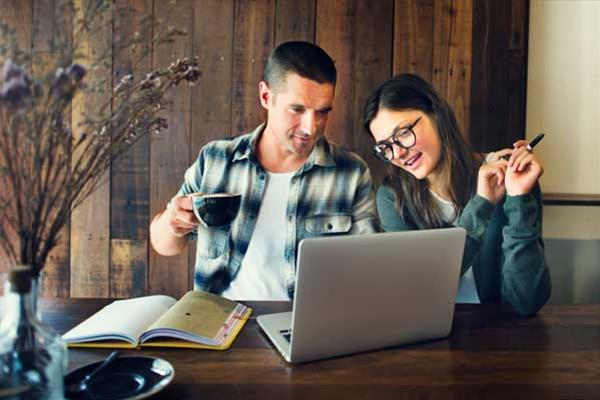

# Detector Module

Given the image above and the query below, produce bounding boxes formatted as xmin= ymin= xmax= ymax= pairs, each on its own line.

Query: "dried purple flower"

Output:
xmin=150 ymin=117 xmax=168 ymax=135
xmin=67 ymin=63 xmax=87 ymax=82
xmin=2 ymin=59 xmax=25 ymax=82
xmin=54 ymin=67 xmax=68 ymax=80
xmin=50 ymin=63 xmax=87 ymax=99
xmin=0 ymin=60 xmax=35 ymax=109
xmin=0 ymin=77 xmax=32 ymax=109
xmin=50 ymin=67 xmax=74 ymax=97
xmin=156 ymin=117 xmax=168 ymax=129
xmin=185 ymin=66 xmax=201 ymax=82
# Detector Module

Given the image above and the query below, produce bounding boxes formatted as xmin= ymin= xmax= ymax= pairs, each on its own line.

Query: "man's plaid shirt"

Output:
xmin=177 ymin=125 xmax=379 ymax=298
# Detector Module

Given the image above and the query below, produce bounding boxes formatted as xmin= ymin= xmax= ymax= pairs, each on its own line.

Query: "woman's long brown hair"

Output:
xmin=363 ymin=74 xmax=479 ymax=229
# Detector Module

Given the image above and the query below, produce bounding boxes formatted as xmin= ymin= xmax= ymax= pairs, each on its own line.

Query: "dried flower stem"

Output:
xmin=0 ymin=0 xmax=200 ymax=275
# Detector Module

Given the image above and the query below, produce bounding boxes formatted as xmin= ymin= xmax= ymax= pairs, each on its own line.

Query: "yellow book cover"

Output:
xmin=62 ymin=291 xmax=252 ymax=350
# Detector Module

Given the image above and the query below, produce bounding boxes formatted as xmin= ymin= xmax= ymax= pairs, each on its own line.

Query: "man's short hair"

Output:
xmin=264 ymin=41 xmax=336 ymax=92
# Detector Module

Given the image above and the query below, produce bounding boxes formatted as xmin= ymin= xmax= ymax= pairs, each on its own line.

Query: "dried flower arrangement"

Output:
xmin=0 ymin=0 xmax=200 ymax=276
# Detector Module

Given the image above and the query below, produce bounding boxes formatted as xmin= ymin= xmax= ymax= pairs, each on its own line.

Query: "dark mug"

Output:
xmin=191 ymin=193 xmax=241 ymax=227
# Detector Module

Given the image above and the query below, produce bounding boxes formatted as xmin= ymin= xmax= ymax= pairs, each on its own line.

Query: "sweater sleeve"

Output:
xmin=456 ymin=195 xmax=496 ymax=274
xmin=500 ymin=187 xmax=551 ymax=316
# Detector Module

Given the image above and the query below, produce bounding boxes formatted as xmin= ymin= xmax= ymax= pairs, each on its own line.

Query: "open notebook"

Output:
xmin=62 ymin=290 xmax=252 ymax=350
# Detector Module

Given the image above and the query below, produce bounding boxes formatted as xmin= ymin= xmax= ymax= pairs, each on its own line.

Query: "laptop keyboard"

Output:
xmin=279 ymin=329 xmax=292 ymax=343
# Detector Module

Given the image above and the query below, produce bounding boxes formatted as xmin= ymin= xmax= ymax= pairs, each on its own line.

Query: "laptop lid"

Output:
xmin=283 ymin=227 xmax=466 ymax=363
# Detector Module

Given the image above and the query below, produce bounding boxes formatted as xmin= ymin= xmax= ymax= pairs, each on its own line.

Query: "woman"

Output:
xmin=363 ymin=74 xmax=550 ymax=316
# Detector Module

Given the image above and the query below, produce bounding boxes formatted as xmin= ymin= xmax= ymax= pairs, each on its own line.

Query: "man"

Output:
xmin=150 ymin=41 xmax=378 ymax=300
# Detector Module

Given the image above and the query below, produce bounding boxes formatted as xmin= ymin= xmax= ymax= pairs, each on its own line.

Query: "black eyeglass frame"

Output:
xmin=372 ymin=116 xmax=422 ymax=163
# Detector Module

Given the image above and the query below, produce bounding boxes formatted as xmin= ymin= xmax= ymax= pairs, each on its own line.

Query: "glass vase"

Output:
xmin=0 ymin=266 xmax=68 ymax=399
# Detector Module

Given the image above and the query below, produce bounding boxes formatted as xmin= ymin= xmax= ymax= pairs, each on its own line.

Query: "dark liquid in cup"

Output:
xmin=193 ymin=193 xmax=241 ymax=227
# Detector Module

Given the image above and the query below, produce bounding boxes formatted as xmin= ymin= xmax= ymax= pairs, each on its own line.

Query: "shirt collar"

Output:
xmin=232 ymin=124 xmax=264 ymax=163
xmin=304 ymin=137 xmax=335 ymax=170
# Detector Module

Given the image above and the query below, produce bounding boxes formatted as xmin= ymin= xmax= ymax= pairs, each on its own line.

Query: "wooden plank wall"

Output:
xmin=111 ymin=0 xmax=152 ymax=298
xmin=0 ymin=0 xmax=529 ymax=298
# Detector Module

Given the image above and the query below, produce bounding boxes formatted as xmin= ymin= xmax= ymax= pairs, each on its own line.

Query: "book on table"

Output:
xmin=62 ymin=290 xmax=252 ymax=350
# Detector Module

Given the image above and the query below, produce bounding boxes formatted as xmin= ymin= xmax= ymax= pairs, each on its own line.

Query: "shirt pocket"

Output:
xmin=195 ymin=225 xmax=230 ymax=259
xmin=305 ymin=214 xmax=352 ymax=235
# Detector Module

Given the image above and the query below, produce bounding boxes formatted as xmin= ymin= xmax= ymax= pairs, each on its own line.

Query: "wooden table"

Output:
xmin=42 ymin=299 xmax=599 ymax=399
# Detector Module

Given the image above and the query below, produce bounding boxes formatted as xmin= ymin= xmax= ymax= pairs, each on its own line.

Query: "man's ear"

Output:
xmin=258 ymin=81 xmax=271 ymax=109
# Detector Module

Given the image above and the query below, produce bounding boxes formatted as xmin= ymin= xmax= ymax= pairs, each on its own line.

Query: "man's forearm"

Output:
xmin=150 ymin=211 xmax=189 ymax=256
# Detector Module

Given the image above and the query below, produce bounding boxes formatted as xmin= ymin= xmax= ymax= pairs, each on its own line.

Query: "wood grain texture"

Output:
xmin=0 ymin=0 xmax=33 ymax=277
xmin=0 ymin=2 xmax=8 ymax=282
xmin=316 ymin=0 xmax=393 ymax=183
xmin=506 ymin=0 xmax=529 ymax=148
xmin=0 ymin=0 xmax=33 ymax=291
xmin=433 ymin=0 xmax=472 ymax=141
xmin=149 ymin=0 xmax=193 ymax=298
xmin=0 ymin=0 xmax=33 ymax=62
xmin=274 ymin=0 xmax=315 ymax=45
xmin=470 ymin=0 xmax=526 ymax=151
xmin=31 ymin=0 xmax=73 ymax=298
xmin=231 ymin=0 xmax=275 ymax=134
xmin=32 ymin=0 xmax=54 ymax=53
xmin=316 ymin=0 xmax=356 ymax=146
xmin=189 ymin=0 xmax=235 ymax=287
xmin=110 ymin=0 xmax=152 ymax=298
xmin=32 ymin=52 xmax=71 ymax=298
xmin=191 ymin=0 xmax=234 ymax=148
xmin=43 ymin=301 xmax=600 ymax=400
xmin=70 ymin=0 xmax=112 ymax=298
xmin=109 ymin=238 xmax=146 ymax=298
xmin=394 ymin=0 xmax=435 ymax=81
xmin=352 ymin=0 xmax=393 ymax=186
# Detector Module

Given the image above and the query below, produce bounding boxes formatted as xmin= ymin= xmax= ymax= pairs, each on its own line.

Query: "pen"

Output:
xmin=500 ymin=133 xmax=545 ymax=160
xmin=526 ymin=133 xmax=545 ymax=150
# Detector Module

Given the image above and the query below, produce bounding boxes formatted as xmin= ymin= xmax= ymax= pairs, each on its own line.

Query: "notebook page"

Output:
xmin=62 ymin=295 xmax=177 ymax=344
xmin=141 ymin=291 xmax=241 ymax=343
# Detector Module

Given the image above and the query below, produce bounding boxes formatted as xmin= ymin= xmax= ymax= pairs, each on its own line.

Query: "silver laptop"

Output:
xmin=257 ymin=227 xmax=466 ymax=363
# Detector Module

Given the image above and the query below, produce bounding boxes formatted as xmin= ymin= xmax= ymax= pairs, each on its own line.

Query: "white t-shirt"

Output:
xmin=430 ymin=190 xmax=481 ymax=304
xmin=221 ymin=171 xmax=293 ymax=301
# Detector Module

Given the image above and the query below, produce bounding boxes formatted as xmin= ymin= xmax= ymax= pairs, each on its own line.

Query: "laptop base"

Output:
xmin=257 ymin=312 xmax=292 ymax=362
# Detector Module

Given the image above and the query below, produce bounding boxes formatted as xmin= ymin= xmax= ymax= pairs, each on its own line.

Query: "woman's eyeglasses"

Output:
xmin=372 ymin=116 xmax=421 ymax=162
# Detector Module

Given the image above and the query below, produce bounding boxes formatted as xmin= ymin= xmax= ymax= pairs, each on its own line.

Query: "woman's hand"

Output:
xmin=477 ymin=159 xmax=508 ymax=204
xmin=486 ymin=148 xmax=513 ymax=163
xmin=505 ymin=140 xmax=544 ymax=196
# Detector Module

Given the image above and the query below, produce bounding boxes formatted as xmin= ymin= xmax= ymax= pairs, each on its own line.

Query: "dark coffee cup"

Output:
xmin=191 ymin=193 xmax=241 ymax=227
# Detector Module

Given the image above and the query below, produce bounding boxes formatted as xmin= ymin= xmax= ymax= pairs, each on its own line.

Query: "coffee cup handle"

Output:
xmin=189 ymin=193 xmax=209 ymax=228
xmin=191 ymin=204 xmax=209 ymax=229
